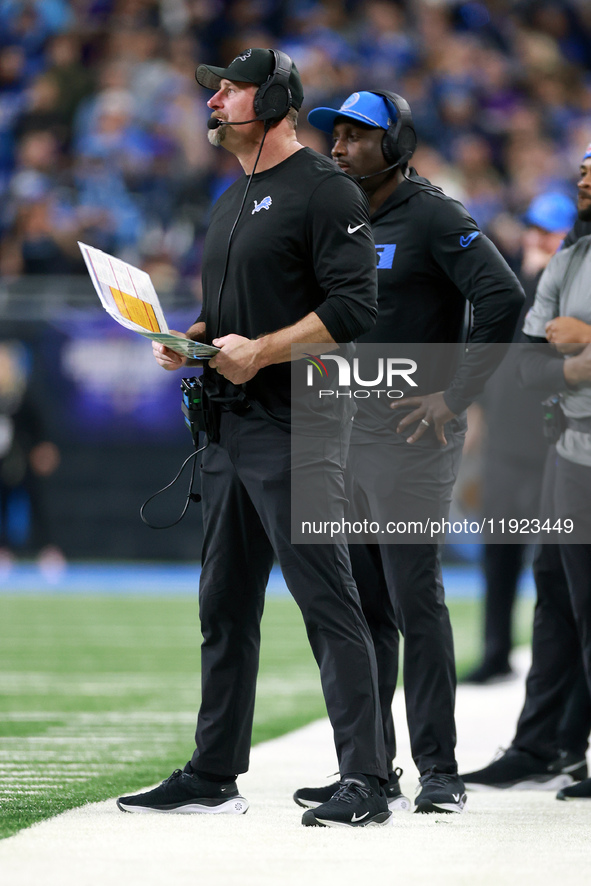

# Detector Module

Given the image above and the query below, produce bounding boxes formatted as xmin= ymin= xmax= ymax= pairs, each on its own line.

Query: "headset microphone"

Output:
xmin=207 ymin=109 xmax=277 ymax=129
xmin=355 ymin=162 xmax=400 ymax=181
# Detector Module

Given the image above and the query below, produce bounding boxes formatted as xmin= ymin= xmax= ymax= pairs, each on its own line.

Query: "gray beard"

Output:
xmin=207 ymin=126 xmax=226 ymax=147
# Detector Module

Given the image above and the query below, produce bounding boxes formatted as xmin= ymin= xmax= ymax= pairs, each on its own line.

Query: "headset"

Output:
xmin=142 ymin=49 xmax=298 ymax=528
xmin=207 ymin=50 xmax=295 ymax=131
xmin=369 ymin=91 xmax=470 ymax=339
xmin=253 ymin=49 xmax=293 ymax=125
xmin=370 ymin=89 xmax=417 ymax=168
xmin=365 ymin=89 xmax=445 ymax=200
xmin=370 ymin=90 xmax=470 ymax=338
xmin=212 ymin=50 xmax=295 ymax=337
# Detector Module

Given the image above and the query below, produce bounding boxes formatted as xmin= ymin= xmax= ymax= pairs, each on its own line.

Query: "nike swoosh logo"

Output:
xmin=348 ymin=223 xmax=366 ymax=234
xmin=351 ymin=811 xmax=369 ymax=822
xmin=460 ymin=232 xmax=479 ymax=247
xmin=561 ymin=761 xmax=585 ymax=773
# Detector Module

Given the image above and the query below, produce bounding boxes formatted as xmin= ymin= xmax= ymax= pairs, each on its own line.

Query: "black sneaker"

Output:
xmin=294 ymin=768 xmax=410 ymax=812
xmin=557 ymin=776 xmax=591 ymax=800
xmin=460 ymin=747 xmax=587 ymax=792
xmin=548 ymin=749 xmax=588 ymax=782
xmin=461 ymin=661 xmax=515 ymax=685
xmin=301 ymin=775 xmax=392 ymax=828
xmin=384 ymin=768 xmax=412 ymax=811
xmin=117 ymin=766 xmax=249 ymax=814
xmin=414 ymin=771 xmax=467 ymax=814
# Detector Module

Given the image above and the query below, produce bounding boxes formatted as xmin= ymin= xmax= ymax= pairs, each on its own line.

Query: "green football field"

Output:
xmin=0 ymin=592 xmax=534 ymax=840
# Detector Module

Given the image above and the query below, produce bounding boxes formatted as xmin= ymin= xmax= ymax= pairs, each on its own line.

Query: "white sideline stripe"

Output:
xmin=0 ymin=765 xmax=103 ymax=771
xmin=2 ymin=712 xmax=198 ymax=722
xmin=0 ymin=648 xmax=589 ymax=886
xmin=0 ymin=674 xmax=318 ymax=693
xmin=0 ymin=776 xmax=89 ymax=783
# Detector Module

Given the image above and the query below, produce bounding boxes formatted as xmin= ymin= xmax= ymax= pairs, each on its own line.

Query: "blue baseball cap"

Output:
xmin=308 ymin=91 xmax=394 ymax=133
xmin=523 ymin=192 xmax=577 ymax=233
xmin=583 ymin=142 xmax=591 ymax=161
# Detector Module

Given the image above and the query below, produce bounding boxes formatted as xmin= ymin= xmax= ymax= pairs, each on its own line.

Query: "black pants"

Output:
xmin=346 ymin=424 xmax=464 ymax=775
xmin=513 ymin=450 xmax=591 ymax=760
xmin=190 ymin=410 xmax=387 ymax=780
xmin=481 ymin=543 xmax=528 ymax=669
xmin=479 ymin=449 xmax=544 ymax=670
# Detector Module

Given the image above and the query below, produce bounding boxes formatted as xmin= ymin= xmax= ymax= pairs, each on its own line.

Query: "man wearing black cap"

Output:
xmin=117 ymin=50 xmax=392 ymax=829
xmin=295 ymin=91 xmax=523 ymax=814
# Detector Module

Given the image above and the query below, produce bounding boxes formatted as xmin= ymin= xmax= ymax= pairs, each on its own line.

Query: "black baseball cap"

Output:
xmin=195 ymin=47 xmax=304 ymax=111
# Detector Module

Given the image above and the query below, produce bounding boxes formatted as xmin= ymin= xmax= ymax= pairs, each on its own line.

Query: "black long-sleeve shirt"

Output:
xmin=357 ymin=170 xmax=524 ymax=416
xmin=198 ymin=147 xmax=378 ymax=419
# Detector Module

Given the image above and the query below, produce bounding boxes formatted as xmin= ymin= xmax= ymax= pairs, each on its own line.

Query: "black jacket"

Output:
xmin=358 ymin=170 xmax=524 ymax=414
xmin=199 ymin=147 xmax=378 ymax=420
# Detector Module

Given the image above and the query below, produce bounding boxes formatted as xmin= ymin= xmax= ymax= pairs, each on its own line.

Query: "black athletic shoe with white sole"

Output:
xmin=414 ymin=771 xmax=467 ymax=814
xmin=301 ymin=776 xmax=392 ymax=828
xmin=117 ymin=766 xmax=248 ymax=814
xmin=557 ymin=776 xmax=591 ymax=800
xmin=294 ymin=768 xmax=411 ymax=812
xmin=383 ymin=768 xmax=412 ymax=811
xmin=460 ymin=747 xmax=587 ymax=791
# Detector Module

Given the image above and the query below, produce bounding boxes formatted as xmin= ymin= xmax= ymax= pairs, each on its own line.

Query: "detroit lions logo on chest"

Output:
xmin=252 ymin=196 xmax=272 ymax=214
xmin=375 ymin=244 xmax=396 ymax=269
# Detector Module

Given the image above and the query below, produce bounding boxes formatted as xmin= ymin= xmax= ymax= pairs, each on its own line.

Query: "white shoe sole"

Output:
xmin=293 ymin=798 xmax=326 ymax=809
xmin=303 ymin=812 xmax=393 ymax=828
xmin=414 ymin=798 xmax=466 ymax=814
xmin=117 ymin=797 xmax=249 ymax=814
xmin=465 ymin=775 xmax=574 ymax=792
xmin=389 ymin=794 xmax=411 ymax=812
xmin=296 ymin=793 xmax=411 ymax=812
xmin=415 ymin=801 xmax=466 ymax=814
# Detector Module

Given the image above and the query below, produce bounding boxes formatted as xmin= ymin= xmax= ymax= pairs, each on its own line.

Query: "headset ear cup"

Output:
xmin=373 ymin=89 xmax=417 ymax=167
xmin=382 ymin=130 xmax=396 ymax=165
xmin=396 ymin=124 xmax=417 ymax=166
xmin=255 ymin=82 xmax=291 ymax=123
xmin=382 ymin=122 xmax=416 ymax=166
xmin=253 ymin=50 xmax=294 ymax=124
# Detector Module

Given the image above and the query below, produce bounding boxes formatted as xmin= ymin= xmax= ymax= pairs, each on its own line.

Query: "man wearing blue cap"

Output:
xmin=525 ymin=192 xmax=578 ymax=235
xmin=462 ymin=147 xmax=591 ymax=798
xmin=296 ymin=91 xmax=524 ymax=815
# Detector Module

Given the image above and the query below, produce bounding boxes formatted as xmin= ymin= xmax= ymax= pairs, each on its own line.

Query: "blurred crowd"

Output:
xmin=2 ymin=0 xmax=591 ymax=297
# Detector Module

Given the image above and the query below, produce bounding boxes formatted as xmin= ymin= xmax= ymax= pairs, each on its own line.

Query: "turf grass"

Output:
xmin=0 ymin=591 xmax=533 ymax=839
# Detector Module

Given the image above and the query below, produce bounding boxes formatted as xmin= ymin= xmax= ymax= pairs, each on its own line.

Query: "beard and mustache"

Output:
xmin=207 ymin=124 xmax=226 ymax=147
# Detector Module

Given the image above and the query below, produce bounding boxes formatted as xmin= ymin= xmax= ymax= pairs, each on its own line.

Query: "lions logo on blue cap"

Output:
xmin=342 ymin=93 xmax=360 ymax=110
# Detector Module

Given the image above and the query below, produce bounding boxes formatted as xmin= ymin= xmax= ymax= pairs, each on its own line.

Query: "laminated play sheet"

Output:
xmin=78 ymin=241 xmax=218 ymax=359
